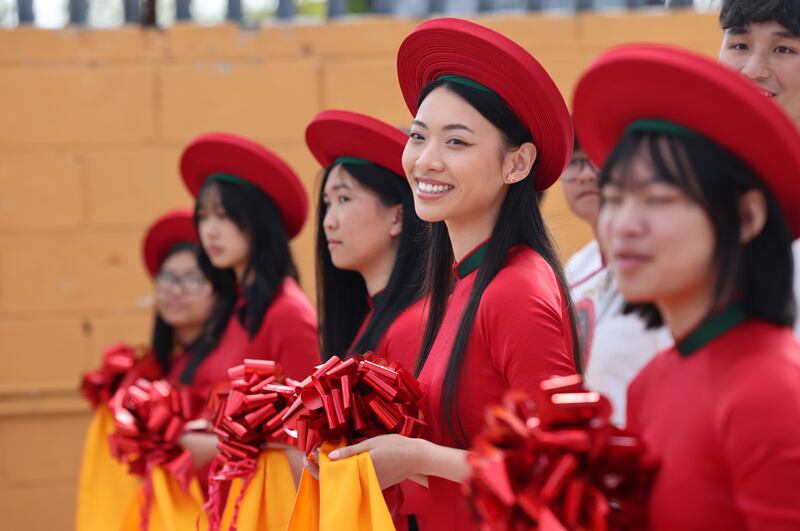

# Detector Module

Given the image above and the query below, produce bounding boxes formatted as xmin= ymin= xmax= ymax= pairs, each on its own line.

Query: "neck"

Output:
xmin=359 ymin=244 xmax=399 ymax=297
xmin=174 ymin=324 xmax=202 ymax=349
xmin=446 ymin=207 xmax=502 ymax=262
xmin=235 ymin=264 xmax=253 ymax=287
xmin=656 ymin=282 xmax=719 ymax=339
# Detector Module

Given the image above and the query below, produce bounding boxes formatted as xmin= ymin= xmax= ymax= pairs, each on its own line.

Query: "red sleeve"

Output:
xmin=247 ymin=284 xmax=321 ymax=381
xmin=717 ymin=352 xmax=800 ymax=529
xmin=479 ymin=256 xmax=577 ymax=391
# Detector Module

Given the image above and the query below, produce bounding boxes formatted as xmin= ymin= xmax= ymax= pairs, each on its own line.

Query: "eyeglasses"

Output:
xmin=561 ymin=156 xmax=599 ymax=183
xmin=154 ymin=272 xmax=209 ymax=295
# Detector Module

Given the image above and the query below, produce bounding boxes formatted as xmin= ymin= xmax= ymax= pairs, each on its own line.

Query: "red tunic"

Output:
xmin=171 ymin=277 xmax=320 ymax=399
xmin=627 ymin=309 xmax=800 ymax=531
xmin=406 ymin=243 xmax=577 ymax=531
xmin=349 ymin=295 xmax=427 ymax=531
xmin=351 ymin=295 xmax=427 ymax=371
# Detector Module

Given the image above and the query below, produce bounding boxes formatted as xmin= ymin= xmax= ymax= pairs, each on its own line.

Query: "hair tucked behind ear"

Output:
xmin=413 ymin=80 xmax=582 ymax=447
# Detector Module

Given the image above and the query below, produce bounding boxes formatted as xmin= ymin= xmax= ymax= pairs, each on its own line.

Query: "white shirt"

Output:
xmin=566 ymin=240 xmax=673 ymax=427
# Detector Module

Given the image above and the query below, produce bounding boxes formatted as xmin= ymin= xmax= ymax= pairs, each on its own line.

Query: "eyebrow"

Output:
xmin=323 ymin=183 xmax=351 ymax=196
xmin=410 ymin=120 xmax=475 ymax=134
xmin=775 ymin=30 xmax=800 ymax=38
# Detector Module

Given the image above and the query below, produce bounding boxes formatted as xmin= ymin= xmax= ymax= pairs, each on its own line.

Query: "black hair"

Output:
xmin=720 ymin=0 xmax=800 ymax=35
xmin=150 ymin=243 xmax=214 ymax=378
xmin=316 ymin=162 xmax=428 ymax=360
xmin=192 ymin=179 xmax=299 ymax=381
xmin=412 ymin=79 xmax=582 ymax=446
xmin=599 ymin=131 xmax=795 ymax=329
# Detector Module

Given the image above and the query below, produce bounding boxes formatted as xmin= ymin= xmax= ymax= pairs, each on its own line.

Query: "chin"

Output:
xmin=413 ymin=203 xmax=448 ymax=223
xmin=209 ymin=257 xmax=235 ymax=269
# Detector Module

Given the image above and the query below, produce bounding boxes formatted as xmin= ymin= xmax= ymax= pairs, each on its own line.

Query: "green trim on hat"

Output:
xmin=334 ymin=156 xmax=372 ymax=166
xmin=437 ymin=75 xmax=494 ymax=94
xmin=204 ymin=172 xmax=254 ymax=188
xmin=626 ymin=119 xmax=700 ymax=138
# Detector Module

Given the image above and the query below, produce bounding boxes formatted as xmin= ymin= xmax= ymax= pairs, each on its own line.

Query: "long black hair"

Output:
xmin=150 ymin=243 xmax=213 ymax=378
xmin=190 ymin=179 xmax=299 ymax=380
xmin=599 ymin=130 xmax=795 ymax=329
xmin=316 ymin=162 xmax=427 ymax=360
xmin=412 ymin=79 xmax=582 ymax=446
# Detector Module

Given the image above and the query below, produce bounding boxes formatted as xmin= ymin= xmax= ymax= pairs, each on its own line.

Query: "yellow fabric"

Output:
xmin=288 ymin=441 xmax=395 ymax=531
xmin=220 ymin=449 xmax=296 ymax=531
xmin=76 ymin=405 xmax=140 ymax=531
xmin=120 ymin=465 xmax=207 ymax=531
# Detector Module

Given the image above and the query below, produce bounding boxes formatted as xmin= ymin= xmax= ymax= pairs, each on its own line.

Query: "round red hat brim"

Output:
xmin=142 ymin=209 xmax=198 ymax=277
xmin=397 ymin=17 xmax=573 ymax=191
xmin=306 ymin=110 xmax=408 ymax=179
xmin=180 ymin=133 xmax=308 ymax=239
xmin=573 ymin=43 xmax=800 ymax=238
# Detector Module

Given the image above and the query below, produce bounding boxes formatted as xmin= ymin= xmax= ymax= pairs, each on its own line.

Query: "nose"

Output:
xmin=606 ymin=197 xmax=647 ymax=239
xmin=323 ymin=204 xmax=337 ymax=233
xmin=740 ymin=53 xmax=770 ymax=81
xmin=199 ymin=217 xmax=218 ymax=242
xmin=576 ymin=163 xmax=598 ymax=185
xmin=409 ymin=139 xmax=445 ymax=175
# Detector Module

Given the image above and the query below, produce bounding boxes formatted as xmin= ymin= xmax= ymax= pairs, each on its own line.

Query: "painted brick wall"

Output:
xmin=0 ymin=11 xmax=721 ymax=529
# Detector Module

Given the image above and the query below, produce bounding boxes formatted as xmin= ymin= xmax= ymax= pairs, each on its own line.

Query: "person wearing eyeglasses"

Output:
xmin=76 ymin=209 xmax=215 ymax=531
xmin=562 ymin=133 xmax=672 ymax=427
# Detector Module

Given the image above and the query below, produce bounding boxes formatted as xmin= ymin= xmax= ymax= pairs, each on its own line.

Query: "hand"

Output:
xmin=179 ymin=431 xmax=218 ymax=469
xmin=302 ymin=447 xmax=321 ymax=481
xmin=327 ymin=434 xmax=424 ymax=489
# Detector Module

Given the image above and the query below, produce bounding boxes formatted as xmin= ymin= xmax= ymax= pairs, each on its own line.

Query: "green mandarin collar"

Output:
xmin=453 ymin=240 xmax=490 ymax=280
xmin=368 ymin=289 xmax=386 ymax=310
xmin=676 ymin=303 xmax=747 ymax=357
xmin=205 ymin=172 xmax=253 ymax=188
xmin=334 ymin=156 xmax=372 ymax=166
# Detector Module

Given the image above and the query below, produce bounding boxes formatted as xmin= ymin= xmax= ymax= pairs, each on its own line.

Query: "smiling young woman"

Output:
xmin=325 ymin=19 xmax=581 ymax=531
xmin=574 ymin=43 xmax=800 ymax=530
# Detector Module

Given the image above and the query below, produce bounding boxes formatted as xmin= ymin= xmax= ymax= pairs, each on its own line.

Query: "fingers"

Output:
xmin=328 ymin=440 xmax=369 ymax=460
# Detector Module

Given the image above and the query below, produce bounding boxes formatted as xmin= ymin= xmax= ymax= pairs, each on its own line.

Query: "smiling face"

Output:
xmin=401 ymin=86 xmax=515 ymax=228
xmin=598 ymin=144 xmax=716 ymax=309
xmin=196 ymin=183 xmax=251 ymax=273
xmin=321 ymin=164 xmax=401 ymax=275
xmin=719 ymin=21 xmax=800 ymax=127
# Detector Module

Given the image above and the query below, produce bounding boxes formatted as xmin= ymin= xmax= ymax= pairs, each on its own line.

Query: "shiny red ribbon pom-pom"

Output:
xmin=465 ymin=375 xmax=657 ymax=531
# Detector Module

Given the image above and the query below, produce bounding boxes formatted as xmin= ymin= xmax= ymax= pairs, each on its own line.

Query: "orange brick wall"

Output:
xmin=0 ymin=11 xmax=722 ymax=529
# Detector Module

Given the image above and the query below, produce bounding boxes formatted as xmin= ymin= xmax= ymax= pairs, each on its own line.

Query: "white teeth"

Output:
xmin=417 ymin=181 xmax=453 ymax=194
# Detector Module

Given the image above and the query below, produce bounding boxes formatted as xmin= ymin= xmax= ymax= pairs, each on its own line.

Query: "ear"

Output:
xmin=502 ymin=142 xmax=538 ymax=184
xmin=388 ymin=204 xmax=403 ymax=237
xmin=738 ymin=189 xmax=767 ymax=244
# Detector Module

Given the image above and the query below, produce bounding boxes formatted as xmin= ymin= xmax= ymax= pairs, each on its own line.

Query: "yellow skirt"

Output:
xmin=76 ymin=405 xmax=140 ymax=531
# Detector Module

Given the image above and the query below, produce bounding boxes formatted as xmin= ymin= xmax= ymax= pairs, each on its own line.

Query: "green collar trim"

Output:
xmin=676 ymin=303 xmax=747 ymax=357
xmin=626 ymin=119 xmax=700 ymax=138
xmin=334 ymin=156 xmax=372 ymax=166
xmin=438 ymin=75 xmax=493 ymax=94
xmin=454 ymin=240 xmax=490 ymax=280
xmin=205 ymin=172 xmax=253 ymax=188
xmin=368 ymin=289 xmax=386 ymax=310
